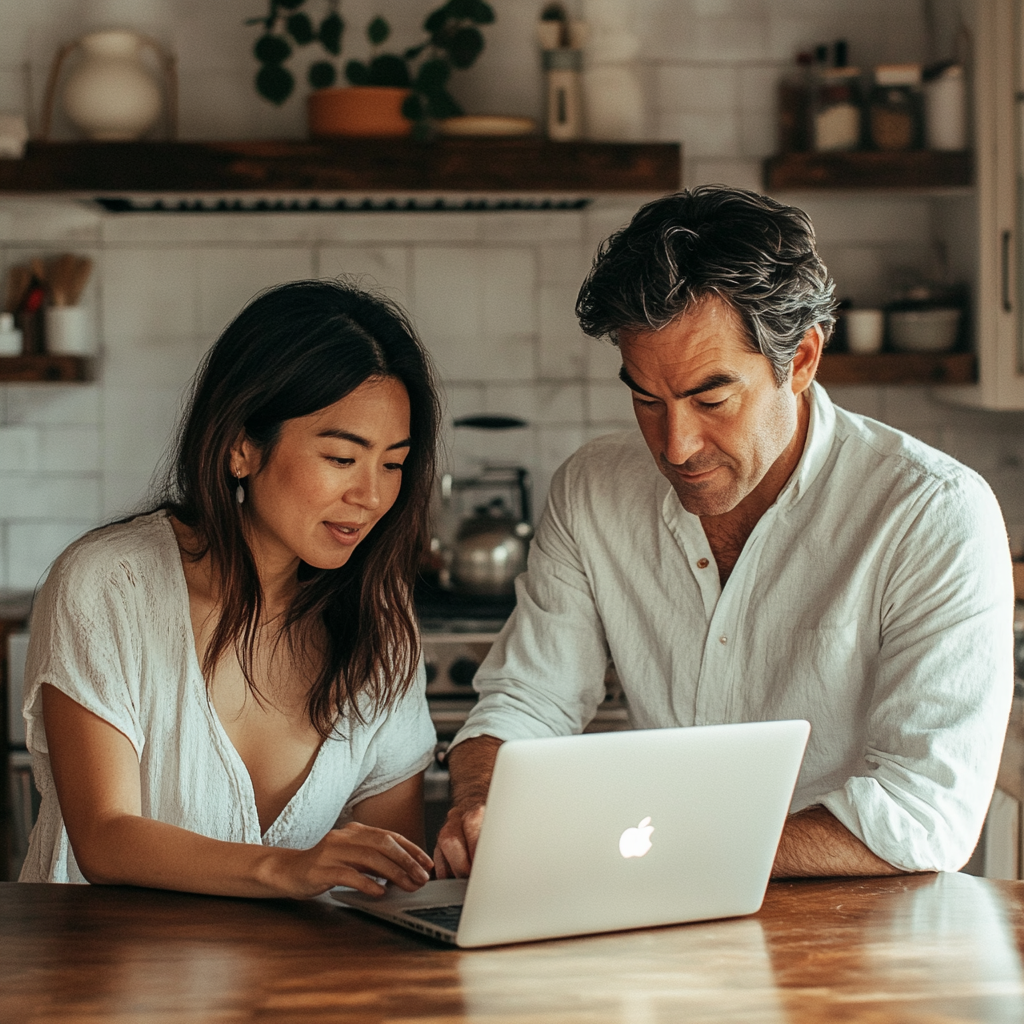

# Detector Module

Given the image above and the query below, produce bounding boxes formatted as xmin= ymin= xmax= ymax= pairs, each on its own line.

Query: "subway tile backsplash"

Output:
xmin=3 ymin=202 xmax=1024 ymax=592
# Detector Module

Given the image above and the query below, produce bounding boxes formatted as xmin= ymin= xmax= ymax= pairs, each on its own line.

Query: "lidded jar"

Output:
xmin=62 ymin=30 xmax=163 ymax=140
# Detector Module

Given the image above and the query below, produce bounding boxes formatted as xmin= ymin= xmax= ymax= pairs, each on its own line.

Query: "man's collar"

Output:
xmin=774 ymin=380 xmax=836 ymax=509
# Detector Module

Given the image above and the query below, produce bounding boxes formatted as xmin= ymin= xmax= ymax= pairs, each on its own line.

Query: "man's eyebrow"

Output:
xmin=618 ymin=365 xmax=741 ymax=399
xmin=317 ymin=429 xmax=412 ymax=451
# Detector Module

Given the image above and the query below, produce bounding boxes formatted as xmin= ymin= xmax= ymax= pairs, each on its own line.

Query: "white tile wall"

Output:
xmin=0 ymin=0 xmax=1020 ymax=587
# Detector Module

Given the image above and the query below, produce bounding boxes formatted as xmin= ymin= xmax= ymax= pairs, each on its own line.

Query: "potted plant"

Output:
xmin=251 ymin=0 xmax=495 ymax=139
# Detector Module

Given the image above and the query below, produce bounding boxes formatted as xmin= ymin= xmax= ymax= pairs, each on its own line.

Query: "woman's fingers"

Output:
xmin=321 ymin=825 xmax=432 ymax=892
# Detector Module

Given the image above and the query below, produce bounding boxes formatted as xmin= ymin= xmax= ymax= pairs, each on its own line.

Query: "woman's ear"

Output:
xmin=229 ymin=431 xmax=259 ymax=478
xmin=790 ymin=323 xmax=825 ymax=396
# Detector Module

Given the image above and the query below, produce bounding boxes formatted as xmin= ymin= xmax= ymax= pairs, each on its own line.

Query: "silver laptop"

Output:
xmin=332 ymin=719 xmax=809 ymax=948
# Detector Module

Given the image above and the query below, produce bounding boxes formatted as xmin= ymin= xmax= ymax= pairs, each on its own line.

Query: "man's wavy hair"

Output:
xmin=576 ymin=185 xmax=838 ymax=384
xmin=161 ymin=279 xmax=440 ymax=738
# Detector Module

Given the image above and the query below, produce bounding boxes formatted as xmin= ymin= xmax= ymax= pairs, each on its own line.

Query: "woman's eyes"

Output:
xmin=325 ymin=455 xmax=405 ymax=471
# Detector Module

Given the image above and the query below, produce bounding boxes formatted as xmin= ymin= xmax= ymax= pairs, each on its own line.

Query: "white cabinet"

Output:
xmin=945 ymin=0 xmax=1024 ymax=408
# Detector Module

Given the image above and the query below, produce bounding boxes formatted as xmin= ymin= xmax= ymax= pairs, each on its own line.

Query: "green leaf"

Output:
xmin=254 ymin=34 xmax=291 ymax=65
xmin=423 ymin=9 xmax=447 ymax=33
xmin=368 ymin=53 xmax=410 ymax=86
xmin=308 ymin=61 xmax=336 ymax=88
xmin=285 ymin=12 xmax=314 ymax=44
xmin=415 ymin=58 xmax=450 ymax=92
xmin=424 ymin=87 xmax=462 ymax=118
xmin=256 ymin=63 xmax=294 ymax=104
xmin=276 ymin=0 xmax=305 ymax=8
xmin=470 ymin=0 xmax=495 ymax=24
xmin=367 ymin=15 xmax=391 ymax=46
xmin=345 ymin=59 xmax=370 ymax=85
xmin=446 ymin=0 xmax=477 ymax=18
xmin=448 ymin=26 xmax=484 ymax=68
xmin=404 ymin=44 xmax=427 ymax=60
xmin=319 ymin=12 xmax=343 ymax=54
xmin=401 ymin=93 xmax=424 ymax=121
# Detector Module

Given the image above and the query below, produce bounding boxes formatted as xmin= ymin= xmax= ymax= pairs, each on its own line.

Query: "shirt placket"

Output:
xmin=692 ymin=510 xmax=774 ymax=726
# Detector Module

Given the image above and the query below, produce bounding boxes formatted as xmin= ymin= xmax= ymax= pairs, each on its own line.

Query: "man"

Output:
xmin=435 ymin=185 xmax=1014 ymax=880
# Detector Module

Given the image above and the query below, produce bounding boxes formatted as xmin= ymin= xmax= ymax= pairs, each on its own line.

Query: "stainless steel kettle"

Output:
xmin=446 ymin=466 xmax=533 ymax=596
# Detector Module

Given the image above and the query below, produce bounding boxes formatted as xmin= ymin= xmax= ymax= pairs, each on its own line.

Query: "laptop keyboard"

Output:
xmin=405 ymin=904 xmax=463 ymax=932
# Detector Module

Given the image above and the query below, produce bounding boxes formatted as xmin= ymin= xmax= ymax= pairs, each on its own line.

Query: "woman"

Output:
xmin=20 ymin=280 xmax=440 ymax=899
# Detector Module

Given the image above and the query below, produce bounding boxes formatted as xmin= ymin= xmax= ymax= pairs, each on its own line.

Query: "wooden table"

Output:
xmin=3 ymin=873 xmax=1024 ymax=1022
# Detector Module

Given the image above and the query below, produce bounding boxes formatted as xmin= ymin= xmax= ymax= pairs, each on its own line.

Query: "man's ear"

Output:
xmin=229 ymin=430 xmax=259 ymax=479
xmin=790 ymin=324 xmax=825 ymax=396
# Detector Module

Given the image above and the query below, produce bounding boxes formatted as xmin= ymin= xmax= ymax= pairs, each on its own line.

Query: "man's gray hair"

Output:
xmin=576 ymin=185 xmax=838 ymax=384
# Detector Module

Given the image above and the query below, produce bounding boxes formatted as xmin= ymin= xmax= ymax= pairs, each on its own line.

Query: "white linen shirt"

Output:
xmin=453 ymin=383 xmax=1015 ymax=872
xmin=20 ymin=511 xmax=436 ymax=884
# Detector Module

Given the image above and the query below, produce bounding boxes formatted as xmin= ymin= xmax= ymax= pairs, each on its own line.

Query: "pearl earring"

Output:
xmin=235 ymin=474 xmax=245 ymax=505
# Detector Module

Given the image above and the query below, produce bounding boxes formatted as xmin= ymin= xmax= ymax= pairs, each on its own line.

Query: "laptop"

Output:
xmin=332 ymin=719 xmax=810 ymax=948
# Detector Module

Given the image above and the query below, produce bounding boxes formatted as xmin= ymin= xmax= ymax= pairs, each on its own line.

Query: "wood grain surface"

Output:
xmin=0 ymin=140 xmax=681 ymax=195
xmin=2 ymin=872 xmax=1023 ymax=1022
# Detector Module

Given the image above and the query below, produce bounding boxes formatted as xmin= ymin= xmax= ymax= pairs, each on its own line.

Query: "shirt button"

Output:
xmin=719 ymin=636 xmax=728 ymax=645
xmin=697 ymin=558 xmax=709 ymax=569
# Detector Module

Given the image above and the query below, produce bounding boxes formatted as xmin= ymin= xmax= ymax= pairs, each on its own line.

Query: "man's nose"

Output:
xmin=664 ymin=404 xmax=703 ymax=466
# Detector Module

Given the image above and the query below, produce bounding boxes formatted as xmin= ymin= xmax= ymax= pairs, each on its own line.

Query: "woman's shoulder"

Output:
xmin=47 ymin=510 xmax=179 ymax=599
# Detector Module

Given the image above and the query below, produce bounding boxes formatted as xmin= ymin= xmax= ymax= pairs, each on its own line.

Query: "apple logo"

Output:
xmin=618 ymin=816 xmax=655 ymax=859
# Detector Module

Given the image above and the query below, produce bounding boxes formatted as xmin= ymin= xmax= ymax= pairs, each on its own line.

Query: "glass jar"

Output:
xmin=813 ymin=67 xmax=863 ymax=151
xmin=869 ymin=64 xmax=923 ymax=151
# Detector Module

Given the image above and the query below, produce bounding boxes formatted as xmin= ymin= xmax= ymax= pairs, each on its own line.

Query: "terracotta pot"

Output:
xmin=307 ymin=87 xmax=412 ymax=138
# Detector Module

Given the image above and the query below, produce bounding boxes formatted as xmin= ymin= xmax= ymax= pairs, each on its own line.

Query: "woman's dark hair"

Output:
xmin=576 ymin=185 xmax=838 ymax=384
xmin=162 ymin=279 xmax=440 ymax=736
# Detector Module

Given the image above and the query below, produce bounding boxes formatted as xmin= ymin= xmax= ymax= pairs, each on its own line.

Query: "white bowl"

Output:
xmin=888 ymin=307 xmax=961 ymax=352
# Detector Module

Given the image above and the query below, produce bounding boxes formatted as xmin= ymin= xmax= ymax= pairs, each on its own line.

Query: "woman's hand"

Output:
xmin=277 ymin=822 xmax=433 ymax=898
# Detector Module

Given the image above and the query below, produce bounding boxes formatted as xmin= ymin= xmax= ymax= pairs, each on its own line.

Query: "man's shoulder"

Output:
xmin=829 ymin=402 xmax=995 ymax=510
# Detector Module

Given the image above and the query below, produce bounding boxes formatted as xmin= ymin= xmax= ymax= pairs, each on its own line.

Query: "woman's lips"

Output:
xmin=324 ymin=521 xmax=364 ymax=546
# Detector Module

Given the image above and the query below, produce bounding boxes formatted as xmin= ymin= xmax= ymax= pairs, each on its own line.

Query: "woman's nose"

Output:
xmin=345 ymin=466 xmax=382 ymax=510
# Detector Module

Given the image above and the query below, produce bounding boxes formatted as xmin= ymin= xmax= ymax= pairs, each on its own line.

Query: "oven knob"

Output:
xmin=448 ymin=657 xmax=479 ymax=687
xmin=424 ymin=659 xmax=438 ymax=685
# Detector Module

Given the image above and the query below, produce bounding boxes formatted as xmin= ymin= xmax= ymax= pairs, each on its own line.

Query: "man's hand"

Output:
xmin=772 ymin=804 xmax=906 ymax=879
xmin=434 ymin=735 xmax=502 ymax=879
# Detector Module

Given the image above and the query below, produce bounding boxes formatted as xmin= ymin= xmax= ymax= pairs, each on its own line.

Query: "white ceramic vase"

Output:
xmin=62 ymin=30 xmax=162 ymax=140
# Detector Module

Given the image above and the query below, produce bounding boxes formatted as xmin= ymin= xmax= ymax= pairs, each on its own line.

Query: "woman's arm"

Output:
xmin=350 ymin=771 xmax=427 ymax=848
xmin=42 ymin=684 xmax=432 ymax=898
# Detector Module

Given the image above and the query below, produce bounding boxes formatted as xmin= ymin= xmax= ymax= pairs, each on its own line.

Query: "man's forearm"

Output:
xmin=772 ymin=805 xmax=906 ymax=879
xmin=445 ymin=735 xmax=503 ymax=808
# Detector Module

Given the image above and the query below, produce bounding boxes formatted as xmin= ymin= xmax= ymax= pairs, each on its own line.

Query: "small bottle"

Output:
xmin=777 ymin=52 xmax=813 ymax=152
xmin=543 ymin=48 xmax=583 ymax=141
xmin=0 ymin=311 xmax=24 ymax=355
xmin=869 ymin=64 xmax=923 ymax=151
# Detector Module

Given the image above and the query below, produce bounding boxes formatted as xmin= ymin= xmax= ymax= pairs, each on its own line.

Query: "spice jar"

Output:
xmin=813 ymin=67 xmax=863 ymax=151
xmin=869 ymin=64 xmax=923 ymax=151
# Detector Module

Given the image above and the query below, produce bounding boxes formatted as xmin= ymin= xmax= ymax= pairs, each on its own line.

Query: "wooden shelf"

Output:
xmin=0 ymin=139 xmax=681 ymax=195
xmin=817 ymin=351 xmax=976 ymax=385
xmin=0 ymin=355 xmax=92 ymax=382
xmin=764 ymin=150 xmax=973 ymax=191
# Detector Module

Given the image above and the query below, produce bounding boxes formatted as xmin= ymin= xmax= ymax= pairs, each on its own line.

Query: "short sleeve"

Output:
xmin=344 ymin=658 xmax=436 ymax=807
xmin=23 ymin=539 xmax=145 ymax=759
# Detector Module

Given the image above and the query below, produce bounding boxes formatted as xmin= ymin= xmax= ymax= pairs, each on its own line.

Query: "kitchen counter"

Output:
xmin=3 ymin=873 xmax=1023 ymax=1022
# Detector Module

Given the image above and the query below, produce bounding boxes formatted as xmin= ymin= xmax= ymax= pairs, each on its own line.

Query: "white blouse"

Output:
xmin=20 ymin=511 xmax=435 ymax=883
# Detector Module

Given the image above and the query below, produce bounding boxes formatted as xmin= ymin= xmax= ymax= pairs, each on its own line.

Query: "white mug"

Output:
xmin=845 ymin=309 xmax=885 ymax=354
xmin=45 ymin=306 xmax=94 ymax=355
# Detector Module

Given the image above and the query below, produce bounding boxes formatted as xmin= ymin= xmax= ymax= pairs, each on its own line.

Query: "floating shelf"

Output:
xmin=764 ymin=150 xmax=973 ymax=192
xmin=0 ymin=139 xmax=681 ymax=196
xmin=0 ymin=355 xmax=93 ymax=382
xmin=817 ymin=351 xmax=976 ymax=386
